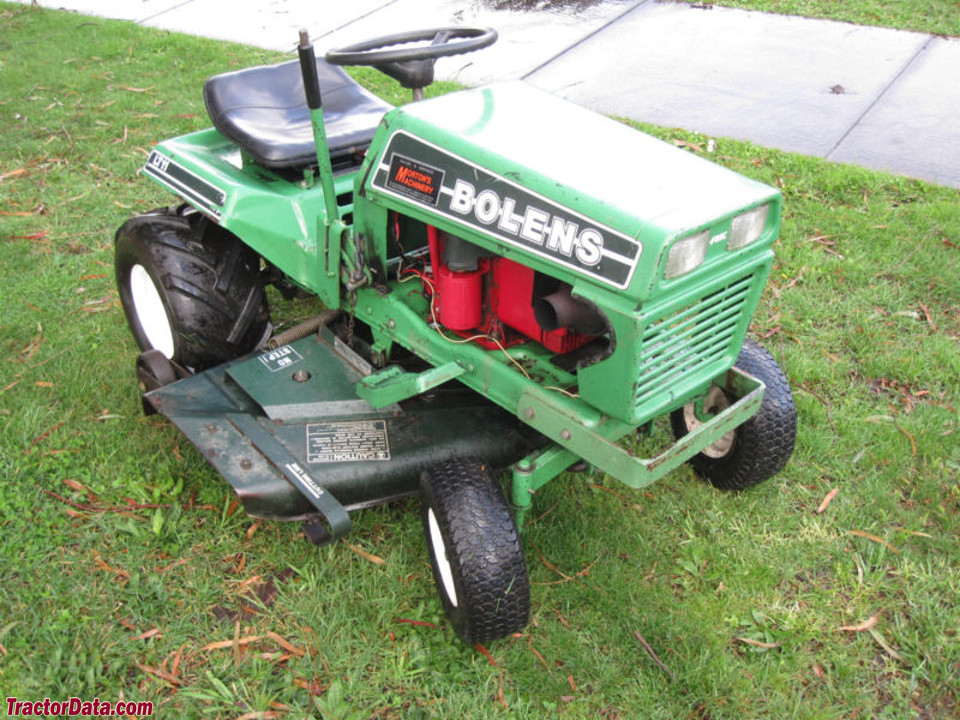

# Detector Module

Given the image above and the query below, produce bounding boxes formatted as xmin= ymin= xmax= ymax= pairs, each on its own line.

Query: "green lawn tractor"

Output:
xmin=115 ymin=28 xmax=797 ymax=644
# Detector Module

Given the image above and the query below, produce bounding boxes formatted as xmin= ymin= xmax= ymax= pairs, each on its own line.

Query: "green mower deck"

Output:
xmin=144 ymin=327 xmax=544 ymax=541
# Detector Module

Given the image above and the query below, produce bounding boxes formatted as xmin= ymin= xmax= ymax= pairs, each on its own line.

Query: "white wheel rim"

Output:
xmin=684 ymin=385 xmax=736 ymax=459
xmin=427 ymin=508 xmax=458 ymax=608
xmin=129 ymin=264 xmax=175 ymax=359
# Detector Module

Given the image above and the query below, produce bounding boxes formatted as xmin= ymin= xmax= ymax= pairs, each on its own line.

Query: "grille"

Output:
xmin=634 ymin=273 xmax=756 ymax=409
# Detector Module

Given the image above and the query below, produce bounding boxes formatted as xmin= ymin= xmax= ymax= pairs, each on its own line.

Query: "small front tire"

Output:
xmin=671 ymin=338 xmax=796 ymax=490
xmin=420 ymin=458 xmax=530 ymax=644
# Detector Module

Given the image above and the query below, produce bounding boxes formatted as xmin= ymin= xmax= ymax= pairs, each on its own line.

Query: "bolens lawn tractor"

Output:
xmin=115 ymin=27 xmax=797 ymax=644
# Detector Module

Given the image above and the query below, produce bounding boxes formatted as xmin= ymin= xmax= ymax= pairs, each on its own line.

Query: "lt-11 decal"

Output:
xmin=144 ymin=150 xmax=226 ymax=220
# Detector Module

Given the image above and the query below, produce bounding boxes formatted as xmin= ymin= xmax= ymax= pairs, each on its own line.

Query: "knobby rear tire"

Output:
xmin=115 ymin=206 xmax=269 ymax=370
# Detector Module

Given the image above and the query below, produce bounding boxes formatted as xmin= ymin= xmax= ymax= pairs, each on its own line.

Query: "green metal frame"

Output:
xmin=509 ymin=366 xmax=763 ymax=529
xmin=141 ymin=78 xmax=784 ymax=522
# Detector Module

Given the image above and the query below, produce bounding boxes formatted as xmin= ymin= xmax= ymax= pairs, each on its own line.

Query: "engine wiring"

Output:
xmin=397 ymin=260 xmax=579 ymax=399
xmin=390 ymin=214 xmax=579 ymax=398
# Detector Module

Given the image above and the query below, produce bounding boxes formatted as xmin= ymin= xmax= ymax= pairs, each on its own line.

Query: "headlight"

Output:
xmin=727 ymin=205 xmax=769 ymax=250
xmin=664 ymin=230 xmax=708 ymax=279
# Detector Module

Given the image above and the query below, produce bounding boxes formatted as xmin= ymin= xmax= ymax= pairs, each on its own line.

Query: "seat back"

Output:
xmin=203 ymin=59 xmax=393 ymax=170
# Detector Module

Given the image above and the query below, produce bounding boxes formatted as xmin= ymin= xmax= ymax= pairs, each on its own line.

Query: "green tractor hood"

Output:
xmin=360 ymin=81 xmax=780 ymax=301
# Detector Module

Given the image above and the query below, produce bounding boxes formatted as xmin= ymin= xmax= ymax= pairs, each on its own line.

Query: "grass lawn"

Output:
xmin=676 ymin=0 xmax=960 ymax=37
xmin=1 ymin=3 xmax=959 ymax=718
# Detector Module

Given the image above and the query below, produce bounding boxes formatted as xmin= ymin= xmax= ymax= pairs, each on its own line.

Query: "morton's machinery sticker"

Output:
xmin=371 ymin=131 xmax=641 ymax=289
xmin=384 ymin=152 xmax=445 ymax=206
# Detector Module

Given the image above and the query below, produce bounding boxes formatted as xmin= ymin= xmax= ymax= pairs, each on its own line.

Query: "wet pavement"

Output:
xmin=14 ymin=0 xmax=960 ymax=188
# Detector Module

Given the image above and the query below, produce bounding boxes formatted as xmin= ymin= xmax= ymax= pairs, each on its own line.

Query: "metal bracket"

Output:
xmin=516 ymin=367 xmax=764 ymax=490
xmin=510 ymin=367 xmax=765 ymax=531
xmin=357 ymin=361 xmax=466 ymax=408
xmin=227 ymin=413 xmax=352 ymax=541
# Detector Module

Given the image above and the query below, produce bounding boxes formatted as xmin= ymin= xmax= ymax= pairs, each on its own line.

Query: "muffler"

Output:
xmin=533 ymin=285 xmax=606 ymax=336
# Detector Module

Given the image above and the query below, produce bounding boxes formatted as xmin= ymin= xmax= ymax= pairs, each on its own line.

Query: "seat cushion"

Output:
xmin=203 ymin=59 xmax=392 ymax=169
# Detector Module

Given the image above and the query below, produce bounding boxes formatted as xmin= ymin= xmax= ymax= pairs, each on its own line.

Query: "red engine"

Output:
xmin=422 ymin=225 xmax=605 ymax=354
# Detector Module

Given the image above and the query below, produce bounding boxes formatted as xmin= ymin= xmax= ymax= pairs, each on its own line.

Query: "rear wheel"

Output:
xmin=115 ymin=206 xmax=269 ymax=370
xmin=671 ymin=338 xmax=796 ymax=490
xmin=420 ymin=458 xmax=530 ymax=644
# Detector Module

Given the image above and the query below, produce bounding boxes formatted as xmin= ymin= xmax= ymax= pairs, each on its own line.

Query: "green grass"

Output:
xmin=677 ymin=0 xmax=960 ymax=37
xmin=2 ymin=3 xmax=959 ymax=718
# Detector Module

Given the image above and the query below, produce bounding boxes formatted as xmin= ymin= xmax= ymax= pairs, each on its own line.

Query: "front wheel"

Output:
xmin=671 ymin=338 xmax=796 ymax=490
xmin=115 ymin=206 xmax=269 ymax=370
xmin=420 ymin=458 xmax=530 ymax=644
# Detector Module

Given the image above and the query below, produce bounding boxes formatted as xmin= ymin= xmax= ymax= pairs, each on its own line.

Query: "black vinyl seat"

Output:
xmin=203 ymin=58 xmax=393 ymax=170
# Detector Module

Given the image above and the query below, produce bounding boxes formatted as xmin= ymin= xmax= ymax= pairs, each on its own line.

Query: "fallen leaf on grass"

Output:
xmin=19 ymin=323 xmax=43 ymax=364
xmin=168 ymin=644 xmax=185 ymax=684
xmin=847 ymin=530 xmax=900 ymax=554
xmin=155 ymin=557 xmax=188 ymax=574
xmin=634 ymin=631 xmax=678 ymax=678
xmin=343 ymin=541 xmax=385 ymax=565
xmin=816 ymin=487 xmax=840 ymax=514
xmin=917 ymin=302 xmax=938 ymax=332
xmin=894 ymin=422 xmax=917 ymax=457
xmin=735 ymin=637 xmax=781 ymax=649
xmin=245 ymin=518 xmax=263 ymax=540
xmin=115 ymin=614 xmax=137 ymax=630
xmin=8 ymin=232 xmax=47 ymax=241
xmin=474 ymin=643 xmax=499 ymax=668
xmin=393 ymin=617 xmax=439 ymax=629
xmin=838 ymin=613 xmax=879 ymax=633
xmin=134 ymin=661 xmax=180 ymax=686
xmin=867 ymin=627 xmax=904 ymax=663
xmin=265 ymin=631 xmax=305 ymax=657
xmin=0 ymin=167 xmax=29 ymax=181
xmin=293 ymin=677 xmax=327 ymax=695
xmin=92 ymin=550 xmax=130 ymax=582
xmin=534 ymin=543 xmax=572 ymax=582
xmin=0 ymin=209 xmax=40 ymax=216
xmin=528 ymin=642 xmax=550 ymax=671
xmin=62 ymin=478 xmax=87 ymax=493
xmin=236 ymin=574 xmax=262 ymax=591
xmin=131 ymin=627 xmax=162 ymax=641
xmin=200 ymin=635 xmax=263 ymax=652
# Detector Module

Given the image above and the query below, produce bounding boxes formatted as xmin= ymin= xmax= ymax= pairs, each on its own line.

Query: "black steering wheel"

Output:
xmin=325 ymin=27 xmax=498 ymax=67
xmin=325 ymin=27 xmax=497 ymax=99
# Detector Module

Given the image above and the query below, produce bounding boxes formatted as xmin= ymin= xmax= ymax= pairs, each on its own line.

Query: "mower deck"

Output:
xmin=143 ymin=328 xmax=544 ymax=541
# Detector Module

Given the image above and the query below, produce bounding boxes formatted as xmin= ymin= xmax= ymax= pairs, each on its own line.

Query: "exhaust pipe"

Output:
xmin=533 ymin=286 xmax=606 ymax=336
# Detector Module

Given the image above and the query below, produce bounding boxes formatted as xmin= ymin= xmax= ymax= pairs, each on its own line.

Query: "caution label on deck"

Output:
xmin=306 ymin=420 xmax=391 ymax=463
